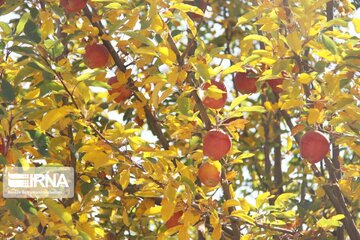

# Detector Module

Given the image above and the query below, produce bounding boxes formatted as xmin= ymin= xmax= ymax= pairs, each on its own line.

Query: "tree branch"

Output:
xmin=281 ymin=111 xmax=360 ymax=240
xmin=83 ymin=6 xmax=170 ymax=150
xmin=221 ymin=166 xmax=241 ymax=240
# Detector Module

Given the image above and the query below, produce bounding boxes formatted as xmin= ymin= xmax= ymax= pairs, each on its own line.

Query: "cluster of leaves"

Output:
xmin=0 ymin=0 xmax=359 ymax=239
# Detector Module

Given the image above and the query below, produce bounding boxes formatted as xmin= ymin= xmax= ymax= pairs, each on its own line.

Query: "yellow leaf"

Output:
xmin=221 ymin=62 xmax=244 ymax=77
xmin=79 ymin=213 xmax=88 ymax=223
xmin=132 ymin=46 xmax=158 ymax=56
xmin=183 ymin=209 xmax=200 ymax=226
xmin=212 ymin=223 xmax=222 ymax=240
xmin=143 ymin=206 xmax=162 ymax=215
xmin=40 ymin=11 xmax=54 ymax=40
xmin=158 ymin=46 xmax=177 ymax=65
xmin=165 ymin=185 xmax=177 ymax=201
xmin=341 ymin=164 xmax=360 ymax=178
xmin=274 ymin=193 xmax=296 ymax=207
xmin=227 ymin=119 xmax=249 ymax=130
xmin=264 ymin=101 xmax=273 ymax=111
xmin=231 ymin=211 xmax=255 ymax=225
xmin=101 ymin=34 xmax=113 ymax=41
xmin=151 ymin=14 xmax=164 ymax=34
xmin=152 ymin=80 xmax=166 ymax=109
xmin=23 ymin=89 xmax=40 ymax=100
xmin=236 ymin=10 xmax=257 ymax=25
xmin=281 ymin=99 xmax=304 ymax=110
xmin=297 ymin=73 xmax=313 ymax=84
xmin=74 ymin=81 xmax=90 ymax=103
xmin=40 ymin=106 xmax=76 ymax=131
xmin=44 ymin=199 xmax=73 ymax=227
xmin=256 ymin=191 xmax=270 ymax=209
xmin=243 ymin=34 xmax=273 ymax=47
xmin=178 ymin=226 xmax=189 ymax=240
xmin=124 ymin=14 xmax=139 ymax=30
xmin=161 ymin=197 xmax=176 ymax=222
xmin=352 ymin=18 xmax=360 ymax=33
xmin=222 ymin=199 xmax=240 ymax=209
xmin=286 ymin=31 xmax=302 ymax=54
xmin=210 ymin=213 xmax=221 ymax=240
xmin=180 ymin=11 xmax=197 ymax=35
xmin=178 ymin=70 xmax=187 ymax=83
xmin=170 ymin=3 xmax=204 ymax=16
xmin=82 ymin=151 xmax=117 ymax=169
xmin=206 ymin=85 xmax=225 ymax=100
xmin=123 ymin=208 xmax=130 ymax=226
xmin=158 ymin=88 xmax=173 ymax=105
xmin=120 ymin=170 xmax=130 ymax=190
xmin=238 ymin=198 xmax=253 ymax=213
xmin=241 ymin=234 xmax=254 ymax=240
xmin=80 ymin=175 xmax=91 ymax=183
xmin=287 ymin=135 xmax=293 ymax=151
xmin=307 ymin=108 xmax=320 ymax=125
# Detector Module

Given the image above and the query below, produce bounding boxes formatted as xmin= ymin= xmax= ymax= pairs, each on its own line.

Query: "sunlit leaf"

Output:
xmin=243 ymin=34 xmax=273 ymax=47
xmin=40 ymin=106 xmax=76 ymax=131
xmin=256 ymin=192 xmax=270 ymax=209
xmin=322 ymin=34 xmax=337 ymax=55
xmin=44 ymin=199 xmax=73 ymax=227
xmin=307 ymin=108 xmax=320 ymax=125
xmin=286 ymin=31 xmax=302 ymax=54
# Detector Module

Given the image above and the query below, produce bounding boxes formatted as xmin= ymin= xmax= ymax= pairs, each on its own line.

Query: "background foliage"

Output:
xmin=0 ymin=0 xmax=360 ymax=239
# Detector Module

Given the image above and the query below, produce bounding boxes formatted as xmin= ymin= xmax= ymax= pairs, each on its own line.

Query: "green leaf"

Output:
xmin=39 ymin=81 xmax=63 ymax=97
xmin=1 ymin=79 xmax=16 ymax=102
xmin=317 ymin=214 xmax=344 ymax=230
xmin=44 ymin=199 xmax=73 ymax=227
xmin=83 ymin=80 xmax=111 ymax=89
xmin=44 ymin=39 xmax=64 ymax=58
xmin=8 ymin=46 xmax=36 ymax=56
xmin=78 ymin=230 xmax=91 ymax=240
xmin=324 ymin=19 xmax=348 ymax=28
xmin=28 ymin=130 xmax=49 ymax=157
xmin=181 ymin=177 xmax=196 ymax=194
xmin=24 ymin=20 xmax=41 ymax=44
xmin=16 ymin=12 xmax=31 ymax=34
xmin=0 ymin=155 xmax=6 ymax=165
xmin=177 ymin=96 xmax=192 ymax=116
xmin=322 ymin=34 xmax=337 ymax=55
xmin=123 ymin=31 xmax=155 ymax=47
xmin=272 ymin=59 xmax=292 ymax=75
xmin=315 ymin=61 xmax=327 ymax=72
xmin=28 ymin=61 xmax=54 ymax=74
xmin=6 ymin=199 xmax=25 ymax=221
xmin=18 ymin=199 xmax=37 ymax=215
xmin=275 ymin=193 xmax=297 ymax=207
xmin=272 ymin=210 xmax=296 ymax=219
xmin=0 ymin=22 xmax=12 ymax=35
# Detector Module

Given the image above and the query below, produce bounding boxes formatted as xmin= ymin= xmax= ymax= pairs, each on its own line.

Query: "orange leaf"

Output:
xmin=291 ymin=125 xmax=305 ymax=136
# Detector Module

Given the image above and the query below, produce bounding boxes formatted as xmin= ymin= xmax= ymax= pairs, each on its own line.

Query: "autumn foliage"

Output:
xmin=0 ymin=0 xmax=360 ymax=239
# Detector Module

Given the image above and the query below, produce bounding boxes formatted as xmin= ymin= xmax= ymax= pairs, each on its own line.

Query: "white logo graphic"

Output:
xmin=7 ymin=173 xmax=69 ymax=188
xmin=3 ymin=167 xmax=74 ymax=198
